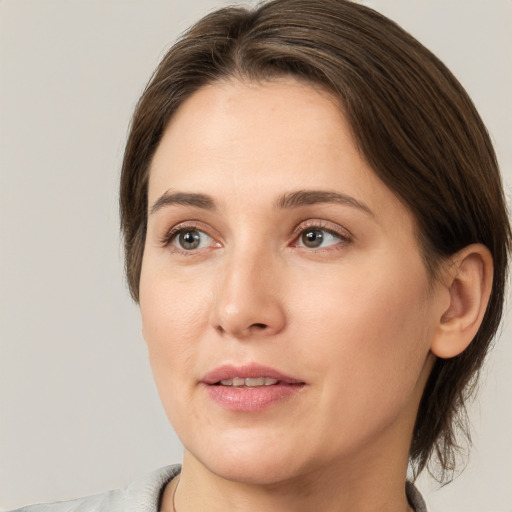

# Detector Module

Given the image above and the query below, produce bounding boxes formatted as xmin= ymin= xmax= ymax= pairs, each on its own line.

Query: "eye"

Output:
xmin=169 ymin=228 xmax=214 ymax=251
xmin=294 ymin=225 xmax=350 ymax=250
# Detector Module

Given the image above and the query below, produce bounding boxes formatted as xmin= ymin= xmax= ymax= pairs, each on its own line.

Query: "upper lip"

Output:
xmin=201 ymin=363 xmax=305 ymax=385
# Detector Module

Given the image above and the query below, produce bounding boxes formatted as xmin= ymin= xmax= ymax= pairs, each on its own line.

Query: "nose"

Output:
xmin=210 ymin=247 xmax=287 ymax=339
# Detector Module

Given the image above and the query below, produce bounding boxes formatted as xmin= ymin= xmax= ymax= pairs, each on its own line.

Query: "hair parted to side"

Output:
xmin=120 ymin=0 xmax=510 ymax=482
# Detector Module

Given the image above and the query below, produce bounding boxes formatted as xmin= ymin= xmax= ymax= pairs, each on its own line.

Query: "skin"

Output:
xmin=139 ymin=78 xmax=452 ymax=512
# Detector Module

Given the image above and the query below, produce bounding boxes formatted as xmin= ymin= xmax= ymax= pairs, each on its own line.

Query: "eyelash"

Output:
xmin=159 ymin=220 xmax=352 ymax=254
xmin=292 ymin=220 xmax=352 ymax=251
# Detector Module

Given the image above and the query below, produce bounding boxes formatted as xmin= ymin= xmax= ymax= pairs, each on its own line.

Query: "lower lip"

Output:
xmin=203 ymin=383 xmax=305 ymax=412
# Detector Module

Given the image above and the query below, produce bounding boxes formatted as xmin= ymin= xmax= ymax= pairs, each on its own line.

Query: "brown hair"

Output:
xmin=120 ymin=0 xmax=510 ymax=481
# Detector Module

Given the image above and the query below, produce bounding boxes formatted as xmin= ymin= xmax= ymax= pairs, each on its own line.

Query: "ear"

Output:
xmin=431 ymin=244 xmax=494 ymax=359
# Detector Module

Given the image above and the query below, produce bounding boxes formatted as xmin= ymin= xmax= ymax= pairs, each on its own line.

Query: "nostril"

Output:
xmin=251 ymin=323 xmax=268 ymax=329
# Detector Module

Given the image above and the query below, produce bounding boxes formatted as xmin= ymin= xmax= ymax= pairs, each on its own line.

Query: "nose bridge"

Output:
xmin=211 ymin=237 xmax=286 ymax=338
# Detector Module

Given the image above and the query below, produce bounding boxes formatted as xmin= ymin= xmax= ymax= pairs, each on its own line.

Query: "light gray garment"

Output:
xmin=9 ymin=465 xmax=180 ymax=512
xmin=10 ymin=465 xmax=427 ymax=511
xmin=407 ymin=481 xmax=428 ymax=512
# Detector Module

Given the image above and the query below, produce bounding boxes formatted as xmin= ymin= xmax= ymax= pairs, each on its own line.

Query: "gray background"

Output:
xmin=0 ymin=1 xmax=510 ymax=510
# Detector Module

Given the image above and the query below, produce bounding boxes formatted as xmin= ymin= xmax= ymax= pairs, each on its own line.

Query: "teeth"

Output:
xmin=245 ymin=377 xmax=265 ymax=386
xmin=219 ymin=377 xmax=280 ymax=387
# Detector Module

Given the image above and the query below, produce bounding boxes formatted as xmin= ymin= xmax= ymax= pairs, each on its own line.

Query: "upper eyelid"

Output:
xmin=292 ymin=219 xmax=353 ymax=239
xmin=166 ymin=220 xmax=211 ymax=236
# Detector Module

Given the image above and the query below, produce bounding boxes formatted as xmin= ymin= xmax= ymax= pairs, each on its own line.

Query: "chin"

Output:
xmin=208 ymin=457 xmax=302 ymax=486
xmin=187 ymin=432 xmax=310 ymax=486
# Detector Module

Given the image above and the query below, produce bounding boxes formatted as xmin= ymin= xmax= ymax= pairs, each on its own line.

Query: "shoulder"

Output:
xmin=8 ymin=465 xmax=181 ymax=512
xmin=8 ymin=491 xmax=116 ymax=512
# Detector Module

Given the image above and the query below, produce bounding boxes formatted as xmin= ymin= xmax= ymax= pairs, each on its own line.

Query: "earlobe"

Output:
xmin=431 ymin=244 xmax=493 ymax=359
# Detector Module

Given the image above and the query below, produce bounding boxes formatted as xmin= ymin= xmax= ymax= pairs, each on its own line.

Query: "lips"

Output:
xmin=201 ymin=364 xmax=306 ymax=412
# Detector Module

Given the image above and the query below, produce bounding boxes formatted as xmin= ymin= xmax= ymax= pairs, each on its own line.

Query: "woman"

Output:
xmin=11 ymin=0 xmax=510 ymax=511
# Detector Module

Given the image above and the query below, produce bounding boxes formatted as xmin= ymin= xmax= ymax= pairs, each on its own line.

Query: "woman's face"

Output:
xmin=140 ymin=78 xmax=441 ymax=484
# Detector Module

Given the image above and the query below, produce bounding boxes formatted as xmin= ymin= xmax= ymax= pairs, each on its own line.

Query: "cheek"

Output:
xmin=139 ymin=271 xmax=212 ymax=431
xmin=139 ymin=265 xmax=213 ymax=387
xmin=293 ymin=259 xmax=433 ymax=403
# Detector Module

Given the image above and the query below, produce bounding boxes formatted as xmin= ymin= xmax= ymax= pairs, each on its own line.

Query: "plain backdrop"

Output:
xmin=0 ymin=1 xmax=511 ymax=510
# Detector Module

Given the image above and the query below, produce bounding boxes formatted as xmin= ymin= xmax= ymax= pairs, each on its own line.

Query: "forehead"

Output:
xmin=148 ymin=77 xmax=404 ymax=219
xmin=151 ymin=78 xmax=349 ymax=178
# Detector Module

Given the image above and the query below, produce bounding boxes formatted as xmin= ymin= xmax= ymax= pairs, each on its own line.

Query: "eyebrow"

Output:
xmin=150 ymin=191 xmax=216 ymax=215
xmin=274 ymin=190 xmax=374 ymax=216
xmin=150 ymin=189 xmax=373 ymax=216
